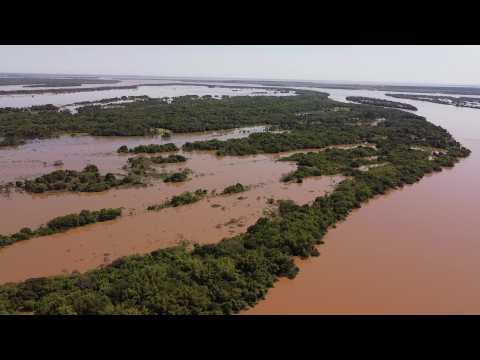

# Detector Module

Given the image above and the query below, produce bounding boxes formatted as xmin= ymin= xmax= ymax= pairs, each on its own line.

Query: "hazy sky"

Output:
xmin=1 ymin=45 xmax=479 ymax=85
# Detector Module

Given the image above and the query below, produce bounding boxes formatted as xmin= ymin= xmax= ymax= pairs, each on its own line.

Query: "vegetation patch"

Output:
xmin=0 ymin=208 xmax=122 ymax=249
xmin=163 ymin=169 xmax=191 ymax=183
xmin=117 ymin=143 xmax=178 ymax=154
xmin=0 ymin=136 xmax=26 ymax=148
xmin=147 ymin=189 xmax=208 ymax=211
xmin=16 ymin=165 xmax=134 ymax=193
xmin=150 ymin=154 xmax=187 ymax=164
xmin=346 ymin=96 xmax=418 ymax=111
xmin=280 ymin=147 xmax=380 ymax=182
xmin=386 ymin=93 xmax=480 ymax=109
xmin=221 ymin=183 xmax=249 ymax=195
xmin=124 ymin=155 xmax=187 ymax=178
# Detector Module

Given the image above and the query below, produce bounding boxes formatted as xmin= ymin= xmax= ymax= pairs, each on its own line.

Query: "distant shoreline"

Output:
xmin=0 ymin=82 xmax=294 ymax=96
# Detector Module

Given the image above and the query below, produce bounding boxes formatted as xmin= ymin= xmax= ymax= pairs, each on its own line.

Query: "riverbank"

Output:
xmin=244 ymin=87 xmax=480 ymax=314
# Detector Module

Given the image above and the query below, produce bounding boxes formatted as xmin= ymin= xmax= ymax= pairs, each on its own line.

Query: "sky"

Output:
xmin=1 ymin=45 xmax=479 ymax=86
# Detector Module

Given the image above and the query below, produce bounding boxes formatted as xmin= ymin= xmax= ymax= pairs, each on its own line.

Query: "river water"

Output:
xmin=246 ymin=87 xmax=480 ymax=314
xmin=0 ymin=83 xmax=295 ymax=108
xmin=0 ymin=83 xmax=479 ymax=314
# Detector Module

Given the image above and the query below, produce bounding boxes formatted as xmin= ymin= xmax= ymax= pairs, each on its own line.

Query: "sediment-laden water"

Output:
xmin=1 ymin=83 xmax=479 ymax=314
xmin=245 ymin=87 xmax=480 ymax=314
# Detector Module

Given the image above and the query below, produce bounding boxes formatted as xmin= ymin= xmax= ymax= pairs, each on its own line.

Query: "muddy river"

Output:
xmin=0 ymin=125 xmax=341 ymax=284
xmin=246 ymin=87 xmax=480 ymax=314
xmin=1 ymin=84 xmax=479 ymax=315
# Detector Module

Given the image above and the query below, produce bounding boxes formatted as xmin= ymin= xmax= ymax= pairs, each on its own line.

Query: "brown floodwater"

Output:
xmin=0 ymin=167 xmax=339 ymax=284
xmin=2 ymin=86 xmax=480 ymax=314
xmin=0 ymin=126 xmax=267 ymax=182
xmin=245 ymin=88 xmax=480 ymax=314
xmin=0 ymin=126 xmax=342 ymax=284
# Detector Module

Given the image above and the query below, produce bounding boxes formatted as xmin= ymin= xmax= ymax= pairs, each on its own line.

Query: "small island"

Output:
xmin=346 ymin=96 xmax=418 ymax=111
xmin=15 ymin=165 xmax=131 ymax=193
xmin=221 ymin=183 xmax=248 ymax=194
xmin=386 ymin=93 xmax=480 ymax=109
xmin=0 ymin=208 xmax=121 ymax=248
xmin=147 ymin=189 xmax=208 ymax=211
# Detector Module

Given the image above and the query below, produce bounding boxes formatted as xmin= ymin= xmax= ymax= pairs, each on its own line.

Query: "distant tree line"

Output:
xmin=346 ymin=96 xmax=418 ymax=111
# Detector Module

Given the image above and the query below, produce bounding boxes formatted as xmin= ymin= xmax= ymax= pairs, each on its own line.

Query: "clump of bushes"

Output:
xmin=151 ymin=154 xmax=187 ymax=164
xmin=124 ymin=155 xmax=188 ymax=178
xmin=147 ymin=189 xmax=208 ymax=211
xmin=16 ymin=165 xmax=129 ymax=193
xmin=0 ymin=208 xmax=122 ymax=248
xmin=0 ymin=136 xmax=25 ymax=148
xmin=221 ymin=183 xmax=248 ymax=195
xmin=117 ymin=145 xmax=128 ymax=153
xmin=163 ymin=169 xmax=191 ymax=183
xmin=117 ymin=143 xmax=179 ymax=154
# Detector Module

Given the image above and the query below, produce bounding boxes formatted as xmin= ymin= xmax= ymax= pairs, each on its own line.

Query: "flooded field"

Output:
xmin=0 ymin=119 xmax=342 ymax=284
xmin=0 ymin=144 xmax=340 ymax=284
xmin=0 ymin=126 xmax=267 ymax=183
xmin=0 ymin=82 xmax=295 ymax=108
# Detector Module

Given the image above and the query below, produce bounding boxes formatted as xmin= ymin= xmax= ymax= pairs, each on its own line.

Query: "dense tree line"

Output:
xmin=182 ymin=103 xmax=463 ymax=157
xmin=0 ymin=90 xmax=475 ymax=145
xmin=147 ymin=189 xmax=208 ymax=211
xmin=346 ymin=96 xmax=418 ymax=111
xmin=0 ymin=208 xmax=122 ymax=248
xmin=0 ymin=91 xmax=334 ymax=140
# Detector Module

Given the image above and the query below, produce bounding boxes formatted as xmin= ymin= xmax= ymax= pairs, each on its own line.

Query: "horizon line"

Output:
xmin=1 ymin=71 xmax=480 ymax=88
